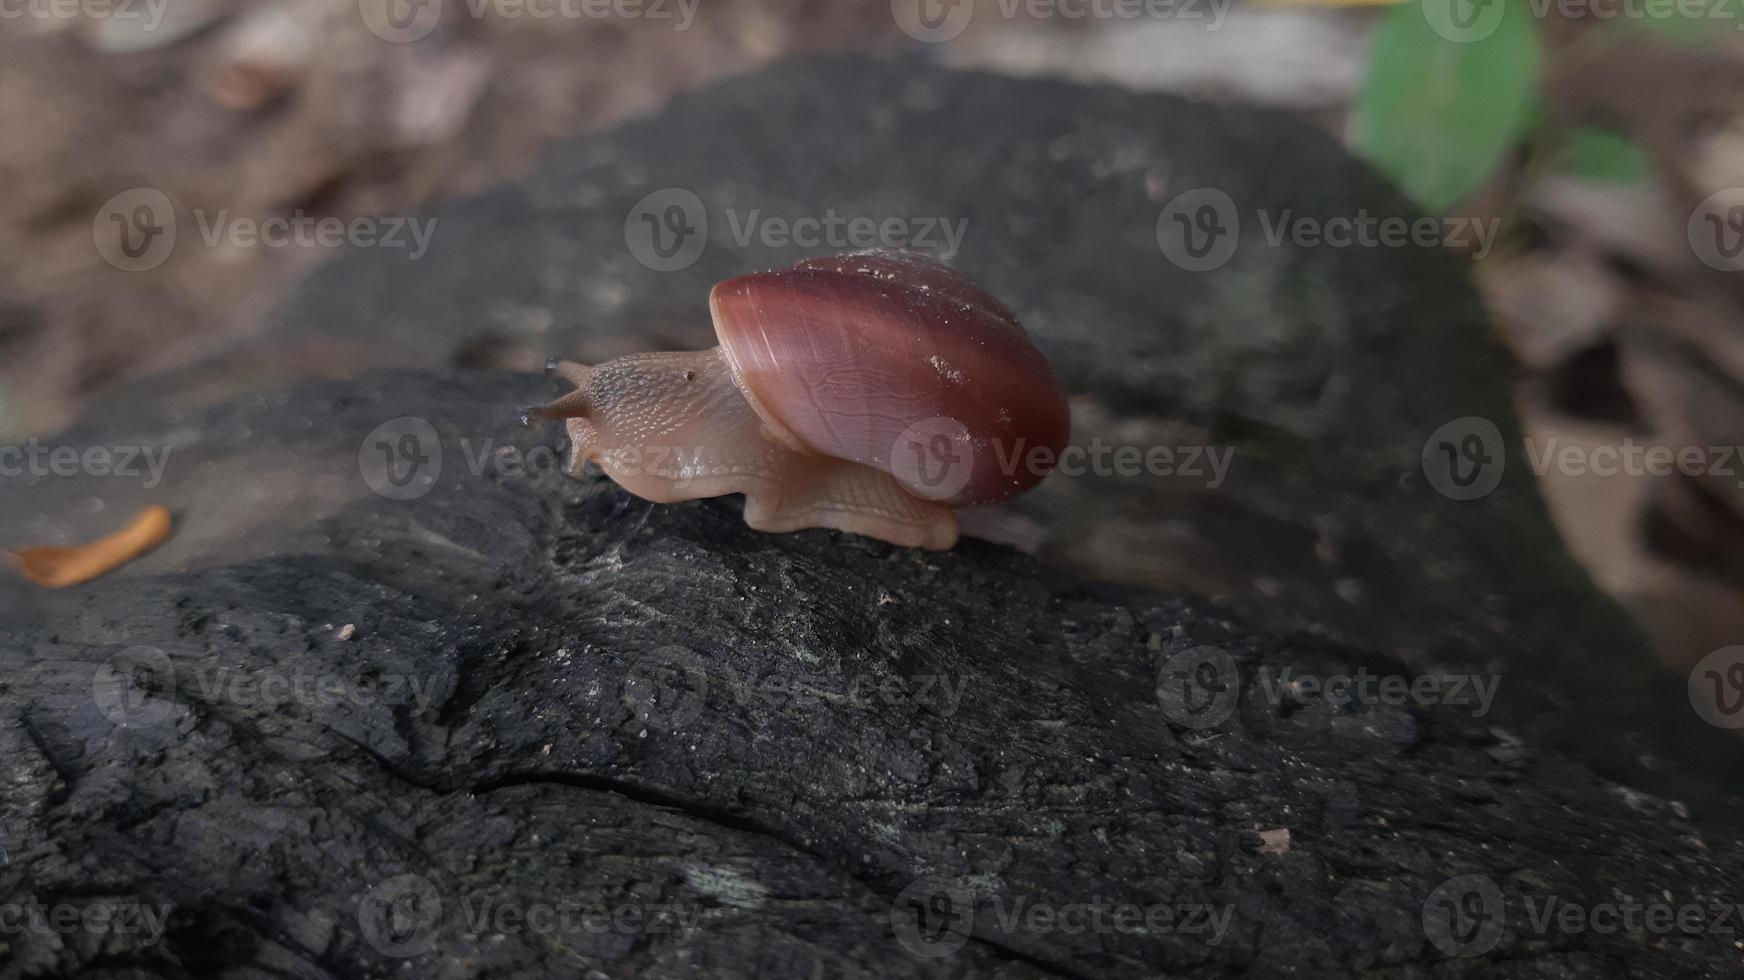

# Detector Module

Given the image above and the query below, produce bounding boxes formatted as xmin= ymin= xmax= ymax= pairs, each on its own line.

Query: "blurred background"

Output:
xmin=3 ymin=0 xmax=1741 ymax=673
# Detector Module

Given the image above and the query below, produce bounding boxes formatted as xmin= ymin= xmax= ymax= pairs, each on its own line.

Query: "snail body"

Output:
xmin=526 ymin=250 xmax=1070 ymax=549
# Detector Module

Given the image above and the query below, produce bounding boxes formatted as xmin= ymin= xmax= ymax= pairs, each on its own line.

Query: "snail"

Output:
xmin=523 ymin=250 xmax=1070 ymax=549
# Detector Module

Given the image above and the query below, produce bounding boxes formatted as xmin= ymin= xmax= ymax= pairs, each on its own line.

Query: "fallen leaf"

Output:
xmin=8 ymin=505 xmax=173 ymax=588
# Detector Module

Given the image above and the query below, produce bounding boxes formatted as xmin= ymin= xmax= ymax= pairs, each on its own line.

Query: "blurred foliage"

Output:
xmin=1560 ymin=125 xmax=1651 ymax=183
xmin=1350 ymin=0 xmax=1720 ymax=214
xmin=1351 ymin=0 xmax=1540 ymax=212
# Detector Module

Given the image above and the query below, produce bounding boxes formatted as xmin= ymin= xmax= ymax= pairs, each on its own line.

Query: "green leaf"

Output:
xmin=1558 ymin=126 xmax=1650 ymax=183
xmin=1351 ymin=0 xmax=1542 ymax=213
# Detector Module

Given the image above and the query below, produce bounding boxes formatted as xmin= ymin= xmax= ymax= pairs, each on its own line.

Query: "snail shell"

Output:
xmin=527 ymin=250 xmax=1070 ymax=549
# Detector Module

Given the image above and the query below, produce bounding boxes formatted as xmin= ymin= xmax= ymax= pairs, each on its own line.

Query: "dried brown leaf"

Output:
xmin=8 ymin=505 xmax=173 ymax=588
